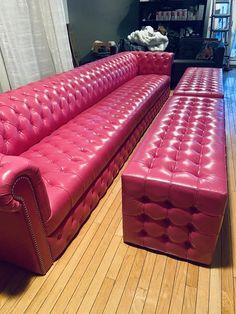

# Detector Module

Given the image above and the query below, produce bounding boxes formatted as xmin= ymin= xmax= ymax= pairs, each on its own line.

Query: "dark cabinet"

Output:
xmin=139 ymin=0 xmax=208 ymax=37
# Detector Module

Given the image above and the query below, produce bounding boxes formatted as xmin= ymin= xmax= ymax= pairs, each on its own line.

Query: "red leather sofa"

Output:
xmin=0 ymin=51 xmax=173 ymax=274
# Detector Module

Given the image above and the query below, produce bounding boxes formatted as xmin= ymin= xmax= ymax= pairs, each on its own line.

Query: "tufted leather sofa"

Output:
xmin=122 ymin=94 xmax=227 ymax=265
xmin=0 ymin=51 xmax=173 ymax=274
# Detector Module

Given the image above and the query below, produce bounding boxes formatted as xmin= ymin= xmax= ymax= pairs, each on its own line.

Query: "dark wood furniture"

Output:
xmin=139 ymin=0 xmax=208 ymax=37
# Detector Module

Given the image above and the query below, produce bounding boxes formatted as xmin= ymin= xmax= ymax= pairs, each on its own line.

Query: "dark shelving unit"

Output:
xmin=139 ymin=0 xmax=208 ymax=37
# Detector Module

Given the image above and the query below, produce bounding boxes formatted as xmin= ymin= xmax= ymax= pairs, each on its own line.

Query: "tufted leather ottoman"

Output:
xmin=122 ymin=95 xmax=228 ymax=264
xmin=173 ymin=67 xmax=224 ymax=99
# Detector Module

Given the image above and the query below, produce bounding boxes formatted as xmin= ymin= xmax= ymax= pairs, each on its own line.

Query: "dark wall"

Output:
xmin=67 ymin=0 xmax=139 ymax=59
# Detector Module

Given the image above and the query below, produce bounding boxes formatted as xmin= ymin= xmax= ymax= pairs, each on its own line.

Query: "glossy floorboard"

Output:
xmin=0 ymin=70 xmax=235 ymax=314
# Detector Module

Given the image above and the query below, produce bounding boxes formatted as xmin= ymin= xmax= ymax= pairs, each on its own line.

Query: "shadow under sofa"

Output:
xmin=0 ymin=51 xmax=173 ymax=274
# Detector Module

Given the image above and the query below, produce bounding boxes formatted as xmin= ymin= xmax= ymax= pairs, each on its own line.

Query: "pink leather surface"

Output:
xmin=0 ymin=155 xmax=53 ymax=274
xmin=0 ymin=52 xmax=138 ymax=156
xmin=122 ymin=95 xmax=227 ymax=264
xmin=48 ymin=89 xmax=169 ymax=259
xmin=22 ymin=74 xmax=170 ymax=234
xmin=173 ymin=67 xmax=224 ymax=98
xmin=134 ymin=51 xmax=173 ymax=76
xmin=0 ymin=51 xmax=173 ymax=272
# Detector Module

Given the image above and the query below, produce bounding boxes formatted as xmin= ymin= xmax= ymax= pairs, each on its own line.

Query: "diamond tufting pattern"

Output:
xmin=0 ymin=51 xmax=174 ymax=272
xmin=22 ymin=74 xmax=170 ymax=235
xmin=173 ymin=67 xmax=224 ymax=98
xmin=0 ymin=52 xmax=139 ymax=156
xmin=122 ymin=95 xmax=228 ymax=264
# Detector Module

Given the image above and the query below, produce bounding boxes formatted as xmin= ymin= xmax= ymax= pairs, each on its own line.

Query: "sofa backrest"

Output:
xmin=176 ymin=38 xmax=224 ymax=62
xmin=177 ymin=38 xmax=204 ymax=59
xmin=0 ymin=52 xmax=139 ymax=156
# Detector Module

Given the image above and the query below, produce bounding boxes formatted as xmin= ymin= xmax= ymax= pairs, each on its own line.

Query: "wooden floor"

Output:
xmin=0 ymin=71 xmax=235 ymax=314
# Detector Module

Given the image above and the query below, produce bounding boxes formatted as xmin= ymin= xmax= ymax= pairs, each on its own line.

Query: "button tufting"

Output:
xmin=164 ymin=218 xmax=171 ymax=227
xmin=189 ymin=206 xmax=198 ymax=214
xmin=140 ymin=196 xmax=150 ymax=204
xmin=139 ymin=230 xmax=147 ymax=237
xmin=139 ymin=213 xmax=148 ymax=222
xmin=122 ymin=92 xmax=227 ymax=265
xmin=184 ymin=241 xmax=192 ymax=249
xmin=161 ymin=235 xmax=169 ymax=243
xmin=161 ymin=200 xmax=173 ymax=209
xmin=187 ymin=223 xmax=196 ymax=233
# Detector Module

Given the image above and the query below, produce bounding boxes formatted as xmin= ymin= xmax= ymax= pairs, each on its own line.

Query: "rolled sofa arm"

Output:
xmin=133 ymin=51 xmax=174 ymax=76
xmin=0 ymin=154 xmax=53 ymax=274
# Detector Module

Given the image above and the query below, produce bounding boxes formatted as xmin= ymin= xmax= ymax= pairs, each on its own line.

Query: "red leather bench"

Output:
xmin=173 ymin=67 xmax=224 ymax=99
xmin=122 ymin=95 xmax=228 ymax=265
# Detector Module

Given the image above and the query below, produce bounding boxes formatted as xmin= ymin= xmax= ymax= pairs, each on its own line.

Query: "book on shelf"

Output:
xmin=197 ymin=5 xmax=205 ymax=20
xmin=144 ymin=4 xmax=205 ymax=22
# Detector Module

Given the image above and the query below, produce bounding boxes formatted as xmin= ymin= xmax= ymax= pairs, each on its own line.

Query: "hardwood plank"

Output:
xmin=115 ymin=220 xmax=123 ymax=237
xmin=25 ymin=222 xmax=100 ymax=314
xmin=209 ymin=237 xmax=222 ymax=314
xmin=234 ymin=278 xmax=236 ymax=314
xmin=228 ymin=191 xmax=236 ymax=277
xmin=169 ymin=261 xmax=188 ymax=314
xmin=106 ymin=241 xmax=128 ymax=281
xmin=221 ymin=207 xmax=235 ymax=314
xmin=130 ymin=287 xmax=147 ymax=314
xmin=181 ymin=264 xmax=199 ymax=314
xmin=103 ymin=246 xmax=137 ymax=314
xmin=155 ymin=258 xmax=177 ymax=314
xmin=117 ymin=249 xmax=147 ymax=313
xmin=182 ymin=285 xmax=197 ymax=314
xmin=186 ymin=263 xmax=199 ymax=288
xmin=90 ymin=277 xmax=115 ymax=314
xmin=77 ymin=235 xmax=122 ymax=313
xmin=129 ymin=253 xmax=156 ymax=314
xmin=51 ymin=202 xmax=122 ymax=313
xmin=142 ymin=255 xmax=167 ymax=314
xmin=138 ymin=252 xmax=156 ymax=291
xmin=195 ymin=266 xmax=210 ymax=314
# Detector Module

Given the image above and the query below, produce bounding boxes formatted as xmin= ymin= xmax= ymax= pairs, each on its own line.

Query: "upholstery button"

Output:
xmin=161 ymin=234 xmax=169 ymax=243
xmin=140 ymin=196 xmax=150 ymax=204
xmin=187 ymin=223 xmax=196 ymax=233
xmin=189 ymin=206 xmax=198 ymax=214
xmin=161 ymin=200 xmax=173 ymax=209
xmin=139 ymin=230 xmax=147 ymax=237
xmin=139 ymin=213 xmax=148 ymax=222
xmin=164 ymin=218 xmax=171 ymax=227
xmin=185 ymin=241 xmax=192 ymax=249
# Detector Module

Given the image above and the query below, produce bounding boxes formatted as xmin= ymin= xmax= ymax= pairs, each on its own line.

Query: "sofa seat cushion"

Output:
xmin=22 ymin=74 xmax=170 ymax=234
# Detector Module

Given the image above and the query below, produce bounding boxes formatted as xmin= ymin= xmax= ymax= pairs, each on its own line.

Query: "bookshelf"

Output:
xmin=139 ymin=0 xmax=208 ymax=37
